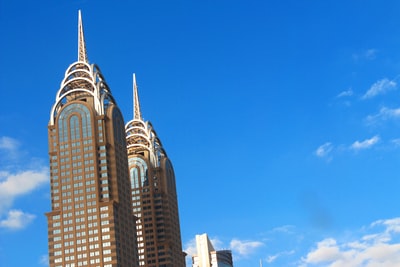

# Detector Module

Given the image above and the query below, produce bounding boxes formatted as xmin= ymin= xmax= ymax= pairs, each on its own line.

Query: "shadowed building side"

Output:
xmin=46 ymin=11 xmax=138 ymax=267
xmin=126 ymin=74 xmax=186 ymax=267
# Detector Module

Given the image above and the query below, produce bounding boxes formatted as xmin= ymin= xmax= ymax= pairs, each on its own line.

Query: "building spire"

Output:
xmin=78 ymin=10 xmax=88 ymax=63
xmin=133 ymin=73 xmax=142 ymax=120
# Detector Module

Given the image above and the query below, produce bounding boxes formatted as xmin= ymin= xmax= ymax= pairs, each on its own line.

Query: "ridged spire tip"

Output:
xmin=78 ymin=10 xmax=88 ymax=63
xmin=133 ymin=73 xmax=142 ymax=120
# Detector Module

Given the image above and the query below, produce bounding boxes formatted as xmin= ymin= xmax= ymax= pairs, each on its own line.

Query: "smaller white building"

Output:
xmin=192 ymin=233 xmax=233 ymax=267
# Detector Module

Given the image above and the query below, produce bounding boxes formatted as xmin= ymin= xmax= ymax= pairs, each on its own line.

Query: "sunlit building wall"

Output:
xmin=192 ymin=234 xmax=233 ymax=267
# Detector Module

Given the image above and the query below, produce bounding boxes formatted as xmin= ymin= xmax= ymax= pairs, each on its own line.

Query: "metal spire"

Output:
xmin=133 ymin=73 xmax=142 ymax=120
xmin=78 ymin=10 xmax=88 ymax=63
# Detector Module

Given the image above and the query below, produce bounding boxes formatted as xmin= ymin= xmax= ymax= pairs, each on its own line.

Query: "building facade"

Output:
xmin=192 ymin=234 xmax=233 ymax=267
xmin=125 ymin=74 xmax=186 ymax=267
xmin=46 ymin=12 xmax=138 ymax=267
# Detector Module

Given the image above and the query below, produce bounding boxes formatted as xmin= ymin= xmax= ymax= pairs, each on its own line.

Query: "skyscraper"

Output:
xmin=125 ymin=74 xmax=186 ymax=267
xmin=46 ymin=11 xmax=138 ymax=267
xmin=192 ymin=234 xmax=233 ymax=267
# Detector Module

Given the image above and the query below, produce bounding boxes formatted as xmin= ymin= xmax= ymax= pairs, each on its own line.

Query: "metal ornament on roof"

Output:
xmin=125 ymin=74 xmax=166 ymax=167
xmin=49 ymin=11 xmax=116 ymax=125
xmin=78 ymin=10 xmax=88 ymax=64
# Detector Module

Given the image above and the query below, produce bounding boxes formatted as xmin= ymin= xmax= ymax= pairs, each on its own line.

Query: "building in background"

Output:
xmin=125 ymin=74 xmax=186 ymax=267
xmin=192 ymin=234 xmax=233 ymax=267
xmin=46 ymin=11 xmax=138 ymax=267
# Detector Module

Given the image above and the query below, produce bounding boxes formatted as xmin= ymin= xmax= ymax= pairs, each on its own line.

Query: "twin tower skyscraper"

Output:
xmin=46 ymin=11 xmax=186 ymax=267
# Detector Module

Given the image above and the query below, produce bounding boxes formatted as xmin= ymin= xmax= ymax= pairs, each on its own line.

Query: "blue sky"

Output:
xmin=2 ymin=0 xmax=400 ymax=266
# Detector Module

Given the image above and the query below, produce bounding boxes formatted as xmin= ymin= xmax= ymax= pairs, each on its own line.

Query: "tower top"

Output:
xmin=125 ymin=74 xmax=167 ymax=166
xmin=78 ymin=10 xmax=88 ymax=63
xmin=133 ymin=73 xmax=142 ymax=120
xmin=49 ymin=11 xmax=116 ymax=125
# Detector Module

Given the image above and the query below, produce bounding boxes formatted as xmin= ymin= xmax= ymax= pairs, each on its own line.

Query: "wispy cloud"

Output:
xmin=315 ymin=142 xmax=333 ymax=158
xmin=366 ymin=107 xmax=400 ymax=124
xmin=0 ymin=136 xmax=48 ymax=230
xmin=266 ymin=250 xmax=295 ymax=263
xmin=315 ymin=136 xmax=385 ymax=158
xmin=364 ymin=49 xmax=378 ymax=60
xmin=0 ymin=168 xmax=48 ymax=213
xmin=183 ymin=235 xmax=224 ymax=265
xmin=183 ymin=238 xmax=197 ymax=266
xmin=337 ymin=88 xmax=354 ymax=98
xmin=300 ymin=217 xmax=400 ymax=267
xmin=350 ymin=135 xmax=380 ymax=151
xmin=390 ymin=138 xmax=400 ymax=147
xmin=0 ymin=136 xmax=21 ymax=160
xmin=230 ymin=239 xmax=264 ymax=256
xmin=0 ymin=136 xmax=19 ymax=151
xmin=271 ymin=225 xmax=295 ymax=234
xmin=353 ymin=49 xmax=378 ymax=61
xmin=39 ymin=254 xmax=49 ymax=266
xmin=362 ymin=78 xmax=397 ymax=99
xmin=184 ymin=236 xmax=264 ymax=262
xmin=0 ymin=209 xmax=36 ymax=230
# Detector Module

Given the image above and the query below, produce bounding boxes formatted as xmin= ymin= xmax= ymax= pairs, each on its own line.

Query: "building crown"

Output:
xmin=49 ymin=11 xmax=116 ymax=125
xmin=125 ymin=75 xmax=166 ymax=167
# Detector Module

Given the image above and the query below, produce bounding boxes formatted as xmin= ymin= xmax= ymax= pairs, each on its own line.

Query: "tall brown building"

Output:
xmin=46 ymin=12 xmax=138 ymax=267
xmin=125 ymin=74 xmax=186 ymax=267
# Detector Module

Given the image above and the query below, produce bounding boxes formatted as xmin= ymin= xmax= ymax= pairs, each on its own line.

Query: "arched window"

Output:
xmin=70 ymin=115 xmax=80 ymax=140
xmin=58 ymin=103 xmax=92 ymax=143
xmin=129 ymin=157 xmax=148 ymax=189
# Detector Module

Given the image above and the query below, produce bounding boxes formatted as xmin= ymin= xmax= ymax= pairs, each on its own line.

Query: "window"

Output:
xmin=58 ymin=103 xmax=92 ymax=142
xmin=129 ymin=158 xmax=148 ymax=189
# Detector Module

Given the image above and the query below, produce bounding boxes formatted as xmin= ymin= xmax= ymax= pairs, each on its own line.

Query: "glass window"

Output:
xmin=129 ymin=157 xmax=148 ymax=189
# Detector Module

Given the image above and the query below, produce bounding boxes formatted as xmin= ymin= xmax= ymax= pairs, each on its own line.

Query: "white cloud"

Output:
xmin=0 ymin=135 xmax=49 ymax=230
xmin=0 ymin=168 xmax=48 ymax=212
xmin=366 ymin=107 xmax=400 ymax=124
xmin=337 ymin=89 xmax=353 ymax=98
xmin=303 ymin=238 xmax=341 ymax=264
xmin=315 ymin=142 xmax=333 ymax=158
xmin=184 ymin=236 xmax=224 ymax=257
xmin=0 ymin=169 xmax=48 ymax=198
xmin=0 ymin=136 xmax=21 ymax=161
xmin=183 ymin=238 xmax=197 ymax=266
xmin=185 ymin=236 xmax=264 ymax=263
xmin=184 ymin=237 xmax=197 ymax=257
xmin=362 ymin=78 xmax=396 ymax=99
xmin=0 ymin=209 xmax=36 ymax=229
xmin=301 ymin=218 xmax=400 ymax=267
xmin=0 ymin=136 xmax=19 ymax=151
xmin=266 ymin=250 xmax=295 ymax=263
xmin=267 ymin=254 xmax=279 ymax=263
xmin=372 ymin=218 xmax=400 ymax=233
xmin=350 ymin=135 xmax=380 ymax=151
xmin=390 ymin=138 xmax=400 ymax=147
xmin=230 ymin=239 xmax=264 ymax=256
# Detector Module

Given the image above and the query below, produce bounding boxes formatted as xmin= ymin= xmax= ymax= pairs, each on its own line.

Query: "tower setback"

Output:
xmin=46 ymin=11 xmax=139 ymax=267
